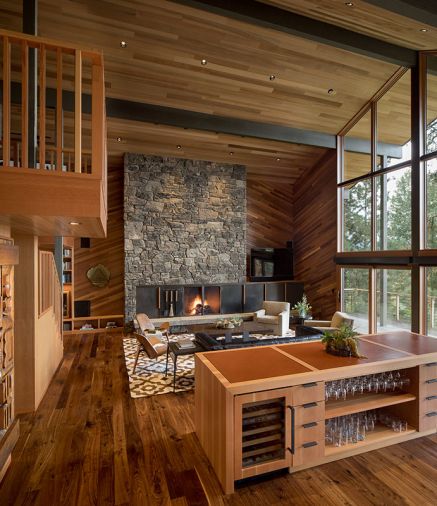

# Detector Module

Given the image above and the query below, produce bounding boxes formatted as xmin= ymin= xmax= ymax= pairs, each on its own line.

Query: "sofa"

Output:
xmin=254 ymin=301 xmax=290 ymax=336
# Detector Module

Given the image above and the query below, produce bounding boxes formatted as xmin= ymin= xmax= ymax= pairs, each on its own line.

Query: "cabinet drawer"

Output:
xmin=293 ymin=439 xmax=324 ymax=467
xmin=423 ymin=395 xmax=437 ymax=415
xmin=421 ymin=363 xmax=437 ymax=381
xmin=419 ymin=410 xmax=437 ymax=431
xmin=294 ymin=401 xmax=324 ymax=425
xmin=295 ymin=420 xmax=324 ymax=444
xmin=424 ymin=378 xmax=437 ymax=398
xmin=0 ymin=402 xmax=12 ymax=430
xmin=0 ymin=372 xmax=13 ymax=404
xmin=293 ymin=382 xmax=324 ymax=405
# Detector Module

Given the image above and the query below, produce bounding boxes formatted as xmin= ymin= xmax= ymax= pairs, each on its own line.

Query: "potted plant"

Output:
xmin=321 ymin=324 xmax=364 ymax=358
xmin=293 ymin=294 xmax=312 ymax=318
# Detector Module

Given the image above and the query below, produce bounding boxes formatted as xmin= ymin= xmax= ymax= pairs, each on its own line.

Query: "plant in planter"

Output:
xmin=321 ymin=324 xmax=365 ymax=358
xmin=293 ymin=294 xmax=312 ymax=318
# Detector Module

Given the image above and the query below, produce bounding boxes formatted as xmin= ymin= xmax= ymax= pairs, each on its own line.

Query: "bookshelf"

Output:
xmin=62 ymin=240 xmax=74 ymax=331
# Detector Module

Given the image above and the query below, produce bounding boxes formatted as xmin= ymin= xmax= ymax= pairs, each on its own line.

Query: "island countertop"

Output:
xmin=196 ymin=331 xmax=437 ymax=395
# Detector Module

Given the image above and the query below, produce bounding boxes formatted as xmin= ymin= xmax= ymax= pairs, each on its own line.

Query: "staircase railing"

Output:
xmin=39 ymin=250 xmax=62 ymax=334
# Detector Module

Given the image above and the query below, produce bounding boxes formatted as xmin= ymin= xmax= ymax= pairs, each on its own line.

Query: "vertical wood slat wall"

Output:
xmin=0 ymin=29 xmax=104 ymax=177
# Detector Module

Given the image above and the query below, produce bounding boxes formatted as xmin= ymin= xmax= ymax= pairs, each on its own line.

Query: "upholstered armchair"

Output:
xmin=133 ymin=313 xmax=171 ymax=374
xmin=303 ymin=311 xmax=354 ymax=335
xmin=254 ymin=301 xmax=290 ymax=336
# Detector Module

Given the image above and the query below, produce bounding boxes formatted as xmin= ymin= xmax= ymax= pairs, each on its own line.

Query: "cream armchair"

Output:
xmin=254 ymin=301 xmax=290 ymax=336
xmin=304 ymin=311 xmax=354 ymax=334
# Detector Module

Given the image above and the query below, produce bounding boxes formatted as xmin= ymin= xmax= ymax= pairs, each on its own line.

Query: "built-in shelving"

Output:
xmin=325 ymin=392 xmax=416 ymax=419
xmin=325 ymin=424 xmax=417 ymax=457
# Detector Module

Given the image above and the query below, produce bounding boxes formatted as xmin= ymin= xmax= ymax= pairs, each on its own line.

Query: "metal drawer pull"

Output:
xmin=426 ymin=395 xmax=437 ymax=401
xmin=303 ymin=382 xmax=318 ymax=388
xmin=425 ymin=412 xmax=437 ymax=417
xmin=302 ymin=441 xmax=318 ymax=449
xmin=303 ymin=402 xmax=318 ymax=409
xmin=287 ymin=405 xmax=295 ymax=455
xmin=425 ymin=378 xmax=437 ymax=384
xmin=425 ymin=362 xmax=437 ymax=367
xmin=302 ymin=422 xmax=318 ymax=429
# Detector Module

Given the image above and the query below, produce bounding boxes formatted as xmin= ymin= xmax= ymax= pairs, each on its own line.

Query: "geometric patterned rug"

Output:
xmin=123 ymin=335 xmax=195 ymax=397
xmin=123 ymin=330 xmax=296 ymax=398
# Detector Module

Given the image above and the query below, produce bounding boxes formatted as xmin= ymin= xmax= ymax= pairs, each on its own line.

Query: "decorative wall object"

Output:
xmin=124 ymin=154 xmax=246 ymax=321
xmin=87 ymin=264 xmax=111 ymax=288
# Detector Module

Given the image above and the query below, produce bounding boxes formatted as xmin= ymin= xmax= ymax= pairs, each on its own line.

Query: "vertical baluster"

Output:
xmin=56 ymin=48 xmax=63 ymax=171
xmin=2 ymin=36 xmax=11 ymax=167
xmin=39 ymin=44 xmax=46 ymax=170
xmin=92 ymin=60 xmax=105 ymax=180
xmin=21 ymin=41 xmax=29 ymax=168
xmin=75 ymin=49 xmax=82 ymax=173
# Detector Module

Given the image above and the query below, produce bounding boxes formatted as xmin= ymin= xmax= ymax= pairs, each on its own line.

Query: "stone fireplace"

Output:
xmin=124 ymin=154 xmax=247 ymax=321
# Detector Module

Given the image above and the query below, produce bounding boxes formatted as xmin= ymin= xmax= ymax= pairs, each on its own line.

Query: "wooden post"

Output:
xmin=21 ymin=41 xmax=29 ymax=168
xmin=39 ymin=44 xmax=46 ymax=170
xmin=74 ymin=49 xmax=82 ymax=173
xmin=91 ymin=62 xmax=104 ymax=178
xmin=56 ymin=48 xmax=63 ymax=171
xmin=2 ymin=36 xmax=11 ymax=167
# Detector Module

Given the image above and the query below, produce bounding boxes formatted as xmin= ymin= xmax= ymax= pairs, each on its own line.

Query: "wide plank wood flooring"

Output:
xmin=1 ymin=332 xmax=437 ymax=505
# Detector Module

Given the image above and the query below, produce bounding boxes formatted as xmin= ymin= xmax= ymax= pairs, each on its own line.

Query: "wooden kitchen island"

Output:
xmin=194 ymin=331 xmax=437 ymax=494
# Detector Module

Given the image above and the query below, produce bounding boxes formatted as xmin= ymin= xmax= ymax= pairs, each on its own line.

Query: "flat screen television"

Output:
xmin=250 ymin=247 xmax=293 ymax=281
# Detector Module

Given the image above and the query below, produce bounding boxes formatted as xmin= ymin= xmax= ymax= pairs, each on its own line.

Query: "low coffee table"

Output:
xmin=185 ymin=320 xmax=274 ymax=338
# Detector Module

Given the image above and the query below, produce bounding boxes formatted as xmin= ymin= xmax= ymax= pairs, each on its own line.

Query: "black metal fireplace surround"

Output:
xmin=136 ymin=281 xmax=304 ymax=318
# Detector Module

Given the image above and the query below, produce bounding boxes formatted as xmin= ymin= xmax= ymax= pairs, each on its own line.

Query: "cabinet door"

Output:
xmin=234 ymin=388 xmax=293 ymax=480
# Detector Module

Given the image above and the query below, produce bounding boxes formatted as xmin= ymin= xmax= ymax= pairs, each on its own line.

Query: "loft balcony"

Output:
xmin=0 ymin=29 xmax=107 ymax=237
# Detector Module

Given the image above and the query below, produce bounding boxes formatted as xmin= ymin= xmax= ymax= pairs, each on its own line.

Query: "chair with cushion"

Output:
xmin=254 ymin=301 xmax=290 ymax=336
xmin=132 ymin=313 xmax=171 ymax=374
xmin=303 ymin=311 xmax=354 ymax=335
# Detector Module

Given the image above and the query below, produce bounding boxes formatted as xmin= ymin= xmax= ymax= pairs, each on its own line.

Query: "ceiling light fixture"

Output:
xmin=420 ymin=28 xmax=429 ymax=32
xmin=269 ymin=75 xmax=276 ymax=81
xmin=345 ymin=2 xmax=354 ymax=6
xmin=201 ymin=58 xmax=208 ymax=65
xmin=229 ymin=151 xmax=234 ymax=155
xmin=276 ymin=157 xmax=281 ymax=161
xmin=69 ymin=221 xmax=81 ymax=226
xmin=120 ymin=40 xmax=127 ymax=48
xmin=116 ymin=136 xmax=122 ymax=142
xmin=177 ymin=145 xmax=182 ymax=149
xmin=327 ymin=88 xmax=336 ymax=95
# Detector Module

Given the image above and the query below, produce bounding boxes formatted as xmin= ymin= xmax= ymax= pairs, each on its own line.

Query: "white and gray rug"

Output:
xmin=123 ymin=330 xmax=295 ymax=398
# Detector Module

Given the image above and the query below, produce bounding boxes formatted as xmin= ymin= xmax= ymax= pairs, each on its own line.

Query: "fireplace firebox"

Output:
xmin=135 ymin=281 xmax=304 ymax=319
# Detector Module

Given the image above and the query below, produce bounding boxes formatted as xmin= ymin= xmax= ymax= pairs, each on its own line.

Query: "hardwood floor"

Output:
xmin=1 ymin=332 xmax=437 ymax=505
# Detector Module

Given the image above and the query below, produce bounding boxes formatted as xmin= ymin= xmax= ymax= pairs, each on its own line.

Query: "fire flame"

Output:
xmin=190 ymin=295 xmax=208 ymax=314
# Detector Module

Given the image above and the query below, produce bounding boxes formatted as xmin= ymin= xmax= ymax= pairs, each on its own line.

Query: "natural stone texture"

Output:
xmin=124 ymin=154 xmax=247 ymax=320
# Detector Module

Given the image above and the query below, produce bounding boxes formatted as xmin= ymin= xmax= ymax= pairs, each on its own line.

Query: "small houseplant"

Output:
xmin=321 ymin=324 xmax=364 ymax=358
xmin=293 ymin=294 xmax=312 ymax=318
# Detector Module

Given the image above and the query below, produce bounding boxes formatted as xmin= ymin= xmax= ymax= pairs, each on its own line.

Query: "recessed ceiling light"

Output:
xmin=69 ymin=221 xmax=81 ymax=226
xmin=177 ymin=145 xmax=182 ymax=149
xmin=120 ymin=41 xmax=127 ymax=48
xmin=269 ymin=75 xmax=276 ymax=81
xmin=276 ymin=157 xmax=281 ymax=161
xmin=328 ymin=88 xmax=336 ymax=95
xmin=201 ymin=58 xmax=208 ymax=65
xmin=116 ymin=136 xmax=122 ymax=142
xmin=420 ymin=28 xmax=429 ymax=32
xmin=345 ymin=2 xmax=354 ymax=6
xmin=229 ymin=151 xmax=234 ymax=155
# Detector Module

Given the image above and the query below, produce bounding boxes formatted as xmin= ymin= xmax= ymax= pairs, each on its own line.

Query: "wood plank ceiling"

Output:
xmin=1 ymin=0 xmax=430 ymax=183
xmin=261 ymin=0 xmax=437 ymax=50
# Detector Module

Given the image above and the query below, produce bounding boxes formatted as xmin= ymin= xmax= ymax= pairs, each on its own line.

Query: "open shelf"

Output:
xmin=325 ymin=392 xmax=416 ymax=419
xmin=325 ymin=423 xmax=417 ymax=457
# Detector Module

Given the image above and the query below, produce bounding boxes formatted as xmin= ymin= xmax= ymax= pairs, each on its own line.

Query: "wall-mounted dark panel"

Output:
xmin=220 ymin=285 xmax=243 ymax=314
xmin=244 ymin=283 xmax=264 ymax=312
xmin=266 ymin=282 xmax=285 ymax=301
xmin=285 ymin=282 xmax=304 ymax=307
xmin=136 ymin=286 xmax=159 ymax=317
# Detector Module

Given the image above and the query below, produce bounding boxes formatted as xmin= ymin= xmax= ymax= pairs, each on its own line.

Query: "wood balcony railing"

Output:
xmin=0 ymin=29 xmax=107 ymax=236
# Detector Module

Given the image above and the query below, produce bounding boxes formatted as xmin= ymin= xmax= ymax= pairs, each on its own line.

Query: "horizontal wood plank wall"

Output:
xmin=74 ymin=161 xmax=124 ymax=316
xmin=293 ymin=150 xmax=337 ymax=320
xmin=246 ymin=178 xmax=294 ymax=254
